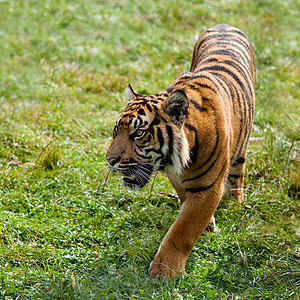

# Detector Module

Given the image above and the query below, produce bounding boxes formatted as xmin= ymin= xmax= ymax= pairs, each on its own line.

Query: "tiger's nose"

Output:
xmin=106 ymin=156 xmax=120 ymax=167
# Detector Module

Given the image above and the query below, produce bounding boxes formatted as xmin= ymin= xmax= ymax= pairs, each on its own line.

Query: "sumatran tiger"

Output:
xmin=106 ymin=24 xmax=255 ymax=278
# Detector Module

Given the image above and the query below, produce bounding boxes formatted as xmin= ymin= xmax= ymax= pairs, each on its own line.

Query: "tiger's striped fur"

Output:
xmin=106 ymin=24 xmax=255 ymax=278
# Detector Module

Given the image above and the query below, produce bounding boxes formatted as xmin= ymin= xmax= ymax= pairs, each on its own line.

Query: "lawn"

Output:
xmin=0 ymin=0 xmax=299 ymax=299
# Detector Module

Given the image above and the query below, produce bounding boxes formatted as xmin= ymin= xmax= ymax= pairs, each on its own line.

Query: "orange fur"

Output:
xmin=106 ymin=24 xmax=255 ymax=278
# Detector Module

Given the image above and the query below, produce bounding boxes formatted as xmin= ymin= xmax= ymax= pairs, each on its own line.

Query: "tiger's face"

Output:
xmin=106 ymin=85 xmax=190 ymax=190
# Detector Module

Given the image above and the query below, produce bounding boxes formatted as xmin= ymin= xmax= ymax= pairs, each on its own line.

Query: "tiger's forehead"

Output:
xmin=116 ymin=94 xmax=168 ymax=129
xmin=116 ymin=105 xmax=152 ymax=130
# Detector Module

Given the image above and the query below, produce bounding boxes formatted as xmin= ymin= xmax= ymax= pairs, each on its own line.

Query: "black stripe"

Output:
xmin=191 ymin=105 xmax=219 ymax=173
xmin=166 ymin=125 xmax=173 ymax=163
xmin=191 ymin=80 xmax=217 ymax=94
xmin=198 ymin=57 xmax=219 ymax=65
xmin=236 ymin=157 xmax=245 ymax=164
xmin=225 ymin=29 xmax=249 ymax=41
xmin=190 ymin=99 xmax=207 ymax=112
xmin=150 ymin=99 xmax=159 ymax=104
xmin=209 ymin=74 xmax=230 ymax=108
xmin=184 ymin=123 xmax=199 ymax=166
xmin=175 ymin=74 xmax=193 ymax=82
xmin=223 ymin=59 xmax=253 ymax=90
xmin=157 ymin=127 xmax=164 ymax=149
xmin=137 ymin=108 xmax=146 ymax=116
xmin=188 ymin=83 xmax=214 ymax=95
xmin=190 ymin=74 xmax=221 ymax=96
xmin=150 ymin=115 xmax=160 ymax=126
xmin=228 ymin=174 xmax=242 ymax=179
xmin=183 ymin=149 xmax=222 ymax=183
xmin=146 ymin=103 xmax=152 ymax=112
xmin=185 ymin=162 xmax=227 ymax=193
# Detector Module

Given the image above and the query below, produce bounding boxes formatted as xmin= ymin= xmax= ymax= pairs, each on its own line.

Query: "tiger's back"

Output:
xmin=106 ymin=24 xmax=255 ymax=278
xmin=169 ymin=23 xmax=255 ymax=201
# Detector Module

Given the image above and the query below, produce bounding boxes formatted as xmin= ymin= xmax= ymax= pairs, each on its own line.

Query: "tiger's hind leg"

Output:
xmin=225 ymin=157 xmax=247 ymax=203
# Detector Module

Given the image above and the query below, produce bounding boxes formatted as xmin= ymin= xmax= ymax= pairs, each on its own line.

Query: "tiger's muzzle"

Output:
xmin=106 ymin=156 xmax=153 ymax=190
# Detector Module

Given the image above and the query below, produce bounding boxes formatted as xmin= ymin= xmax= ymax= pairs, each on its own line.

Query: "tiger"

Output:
xmin=106 ymin=24 xmax=255 ymax=278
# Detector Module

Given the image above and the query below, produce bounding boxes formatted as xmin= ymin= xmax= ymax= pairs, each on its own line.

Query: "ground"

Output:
xmin=0 ymin=0 xmax=299 ymax=299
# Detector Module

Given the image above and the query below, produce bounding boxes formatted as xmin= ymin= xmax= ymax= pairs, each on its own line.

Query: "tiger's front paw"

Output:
xmin=148 ymin=249 xmax=186 ymax=279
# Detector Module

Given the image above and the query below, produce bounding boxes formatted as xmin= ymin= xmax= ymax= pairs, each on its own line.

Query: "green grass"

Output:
xmin=0 ymin=0 xmax=299 ymax=299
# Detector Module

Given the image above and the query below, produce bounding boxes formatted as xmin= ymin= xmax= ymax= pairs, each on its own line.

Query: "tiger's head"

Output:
xmin=106 ymin=84 xmax=190 ymax=190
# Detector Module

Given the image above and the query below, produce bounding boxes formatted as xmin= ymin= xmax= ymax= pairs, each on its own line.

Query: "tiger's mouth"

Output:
xmin=120 ymin=164 xmax=153 ymax=190
xmin=122 ymin=176 xmax=145 ymax=190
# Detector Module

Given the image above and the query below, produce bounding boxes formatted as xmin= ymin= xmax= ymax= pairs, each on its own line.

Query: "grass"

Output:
xmin=0 ymin=0 xmax=299 ymax=299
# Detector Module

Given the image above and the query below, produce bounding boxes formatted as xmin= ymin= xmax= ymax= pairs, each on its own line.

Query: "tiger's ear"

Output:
xmin=126 ymin=84 xmax=142 ymax=100
xmin=163 ymin=90 xmax=189 ymax=123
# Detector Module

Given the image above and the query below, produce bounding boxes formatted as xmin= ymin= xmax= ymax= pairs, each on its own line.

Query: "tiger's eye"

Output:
xmin=136 ymin=129 xmax=144 ymax=136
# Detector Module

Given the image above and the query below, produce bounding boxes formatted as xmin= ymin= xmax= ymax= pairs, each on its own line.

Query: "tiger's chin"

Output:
xmin=115 ymin=163 xmax=154 ymax=190
xmin=122 ymin=176 xmax=149 ymax=190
